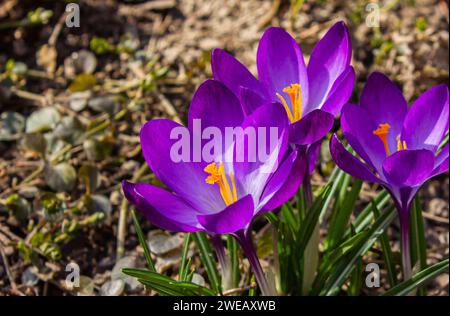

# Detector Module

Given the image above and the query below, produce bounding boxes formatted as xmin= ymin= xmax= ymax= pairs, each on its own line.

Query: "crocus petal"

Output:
xmin=382 ymin=149 xmax=435 ymax=187
xmin=386 ymin=185 xmax=419 ymax=216
xmin=234 ymin=102 xmax=289 ymax=201
xmin=429 ymin=144 xmax=449 ymax=178
xmin=122 ymin=181 xmax=201 ymax=233
xmin=239 ymin=86 xmax=266 ymax=116
xmin=306 ymin=140 xmax=322 ymax=174
xmin=188 ymin=79 xmax=245 ymax=131
xmin=306 ymin=21 xmax=352 ymax=111
xmin=257 ymin=27 xmax=309 ymax=105
xmin=140 ymin=119 xmax=225 ymax=213
xmin=360 ymin=72 xmax=408 ymax=153
xmin=401 ymin=84 xmax=449 ymax=152
xmin=329 ymin=134 xmax=382 ymax=183
xmin=197 ymin=195 xmax=254 ymax=234
xmin=259 ymin=150 xmax=306 ymax=212
xmin=289 ymin=109 xmax=334 ymax=145
xmin=212 ymin=49 xmax=267 ymax=98
xmin=319 ymin=66 xmax=355 ymax=116
xmin=341 ymin=104 xmax=386 ymax=173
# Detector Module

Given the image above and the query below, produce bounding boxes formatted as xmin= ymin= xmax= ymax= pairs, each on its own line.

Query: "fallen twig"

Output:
xmin=116 ymin=163 xmax=150 ymax=260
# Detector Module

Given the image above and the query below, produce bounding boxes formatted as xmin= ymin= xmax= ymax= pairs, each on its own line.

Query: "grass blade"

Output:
xmin=192 ymin=232 xmax=221 ymax=294
xmin=315 ymin=206 xmax=396 ymax=295
xmin=131 ymin=209 xmax=155 ymax=272
xmin=326 ymin=178 xmax=363 ymax=250
xmin=410 ymin=197 xmax=428 ymax=295
xmin=347 ymin=189 xmax=391 ymax=235
xmin=227 ymin=234 xmax=240 ymax=289
xmin=348 ymin=257 xmax=363 ymax=296
xmin=382 ymin=259 xmax=449 ymax=296
xmin=123 ymin=268 xmax=216 ymax=296
xmin=179 ymin=233 xmax=191 ymax=281
xmin=371 ymin=202 xmax=397 ymax=287
xmin=297 ymin=184 xmax=333 ymax=253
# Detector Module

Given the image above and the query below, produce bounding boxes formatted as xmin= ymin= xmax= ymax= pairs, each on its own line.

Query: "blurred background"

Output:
xmin=0 ymin=0 xmax=448 ymax=296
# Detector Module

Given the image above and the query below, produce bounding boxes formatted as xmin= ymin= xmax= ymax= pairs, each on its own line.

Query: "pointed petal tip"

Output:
xmin=197 ymin=195 xmax=254 ymax=234
xmin=330 ymin=20 xmax=350 ymax=35
xmin=262 ymin=26 xmax=290 ymax=37
xmin=121 ymin=180 xmax=135 ymax=201
xmin=330 ymin=134 xmax=382 ymax=183
xmin=366 ymin=71 xmax=394 ymax=85
xmin=430 ymin=83 xmax=449 ymax=97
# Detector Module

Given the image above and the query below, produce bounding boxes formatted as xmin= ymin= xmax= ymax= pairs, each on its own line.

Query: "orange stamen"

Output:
xmin=373 ymin=123 xmax=391 ymax=156
xmin=204 ymin=162 xmax=238 ymax=206
xmin=276 ymin=83 xmax=302 ymax=123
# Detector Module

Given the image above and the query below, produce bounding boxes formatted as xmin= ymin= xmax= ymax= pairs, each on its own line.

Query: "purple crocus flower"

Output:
xmin=211 ymin=21 xmax=355 ymax=176
xmin=330 ymin=72 xmax=449 ymax=280
xmin=122 ymin=79 xmax=306 ymax=295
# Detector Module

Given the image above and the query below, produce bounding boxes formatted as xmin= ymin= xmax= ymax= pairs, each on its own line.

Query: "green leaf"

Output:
xmin=90 ymin=37 xmax=114 ymax=55
xmin=40 ymin=192 xmax=66 ymax=222
xmin=84 ymin=194 xmax=111 ymax=216
xmin=264 ymin=211 xmax=279 ymax=226
xmin=21 ymin=133 xmax=47 ymax=156
xmin=192 ymin=232 xmax=221 ymax=294
xmin=280 ymin=202 xmax=299 ymax=233
xmin=122 ymin=268 xmax=215 ymax=296
xmin=297 ymin=184 xmax=333 ymax=254
xmin=326 ymin=178 xmax=363 ymax=250
xmin=227 ymin=234 xmax=240 ymax=289
xmin=178 ymin=233 xmax=191 ymax=281
xmin=44 ymin=162 xmax=77 ymax=192
xmin=88 ymin=96 xmax=119 ymax=115
xmin=347 ymin=189 xmax=391 ymax=235
xmin=53 ymin=116 xmax=85 ymax=144
xmin=68 ymin=74 xmax=97 ymax=92
xmin=348 ymin=254 xmax=363 ymax=296
xmin=372 ymin=202 xmax=397 ymax=288
xmin=410 ymin=197 xmax=427 ymax=295
xmin=131 ymin=210 xmax=155 ymax=272
xmin=319 ymin=167 xmax=346 ymax=223
xmin=438 ymin=130 xmax=448 ymax=151
xmin=25 ymin=107 xmax=60 ymax=133
xmin=313 ymin=206 xmax=396 ymax=295
xmin=383 ymin=259 xmax=449 ymax=296
xmin=4 ymin=193 xmax=31 ymax=221
xmin=0 ymin=111 xmax=25 ymax=141
xmin=79 ymin=163 xmax=100 ymax=194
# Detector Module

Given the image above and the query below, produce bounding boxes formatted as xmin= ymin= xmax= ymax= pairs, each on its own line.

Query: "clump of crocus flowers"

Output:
xmin=122 ymin=22 xmax=449 ymax=294
xmin=123 ymin=79 xmax=303 ymax=295
xmin=330 ymin=72 xmax=449 ymax=280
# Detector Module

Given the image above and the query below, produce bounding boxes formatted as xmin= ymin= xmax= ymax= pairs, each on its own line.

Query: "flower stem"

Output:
xmin=234 ymin=230 xmax=273 ymax=296
xmin=301 ymin=171 xmax=319 ymax=294
xmin=211 ymin=235 xmax=232 ymax=291
xmin=303 ymin=171 xmax=313 ymax=207
xmin=399 ymin=211 xmax=412 ymax=281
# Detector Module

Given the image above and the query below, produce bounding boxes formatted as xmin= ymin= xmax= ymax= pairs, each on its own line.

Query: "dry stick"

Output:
xmin=9 ymin=87 xmax=47 ymax=106
xmin=48 ymin=11 xmax=68 ymax=47
xmin=0 ymin=0 xmax=18 ymax=19
xmin=0 ymin=225 xmax=72 ymax=295
xmin=116 ymin=163 xmax=149 ymax=260
xmin=0 ymin=245 xmax=17 ymax=290
xmin=155 ymin=90 xmax=182 ymax=124
xmin=13 ymin=143 xmax=81 ymax=191
xmin=118 ymin=0 xmax=176 ymax=16
xmin=222 ymin=284 xmax=257 ymax=296
xmin=422 ymin=211 xmax=449 ymax=224
xmin=257 ymin=0 xmax=281 ymax=30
